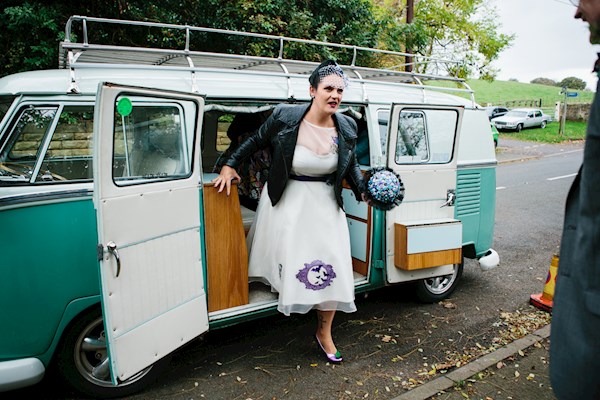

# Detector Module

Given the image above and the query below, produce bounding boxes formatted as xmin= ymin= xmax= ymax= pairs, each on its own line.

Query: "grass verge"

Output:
xmin=498 ymin=120 xmax=587 ymax=143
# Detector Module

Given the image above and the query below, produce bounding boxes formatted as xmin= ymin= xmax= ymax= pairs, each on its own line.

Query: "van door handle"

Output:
xmin=106 ymin=241 xmax=121 ymax=278
xmin=440 ymin=189 xmax=456 ymax=208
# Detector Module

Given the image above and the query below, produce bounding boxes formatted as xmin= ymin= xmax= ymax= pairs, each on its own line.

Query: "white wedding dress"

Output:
xmin=246 ymin=119 xmax=357 ymax=316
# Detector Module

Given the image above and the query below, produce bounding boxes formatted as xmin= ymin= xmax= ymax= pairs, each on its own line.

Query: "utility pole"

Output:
xmin=405 ymin=0 xmax=414 ymax=73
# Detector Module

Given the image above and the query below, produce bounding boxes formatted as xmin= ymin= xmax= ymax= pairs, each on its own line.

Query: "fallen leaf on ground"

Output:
xmin=440 ymin=300 xmax=457 ymax=309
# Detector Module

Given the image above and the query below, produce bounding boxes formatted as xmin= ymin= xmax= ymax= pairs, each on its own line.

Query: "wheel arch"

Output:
xmin=461 ymin=243 xmax=477 ymax=259
xmin=45 ymin=296 xmax=101 ymax=367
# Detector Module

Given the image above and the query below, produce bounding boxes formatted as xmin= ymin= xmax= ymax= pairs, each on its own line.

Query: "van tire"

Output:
xmin=55 ymin=306 xmax=171 ymax=399
xmin=414 ymin=261 xmax=464 ymax=303
xmin=540 ymin=121 xmax=547 ymax=129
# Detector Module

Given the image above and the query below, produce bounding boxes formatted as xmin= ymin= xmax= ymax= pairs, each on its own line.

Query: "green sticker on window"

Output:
xmin=117 ymin=97 xmax=133 ymax=116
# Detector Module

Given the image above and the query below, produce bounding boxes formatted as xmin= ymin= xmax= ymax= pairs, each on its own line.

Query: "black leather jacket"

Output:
xmin=225 ymin=103 xmax=365 ymax=208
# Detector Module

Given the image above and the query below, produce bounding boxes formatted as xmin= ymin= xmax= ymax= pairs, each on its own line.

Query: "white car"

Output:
xmin=492 ymin=108 xmax=552 ymax=132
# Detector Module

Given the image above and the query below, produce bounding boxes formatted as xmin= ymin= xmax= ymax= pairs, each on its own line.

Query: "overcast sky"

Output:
xmin=492 ymin=0 xmax=599 ymax=90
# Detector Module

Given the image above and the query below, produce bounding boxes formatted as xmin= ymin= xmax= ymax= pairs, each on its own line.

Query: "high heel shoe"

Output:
xmin=315 ymin=335 xmax=343 ymax=363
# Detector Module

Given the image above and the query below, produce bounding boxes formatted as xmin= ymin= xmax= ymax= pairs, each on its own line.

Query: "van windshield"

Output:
xmin=0 ymin=96 xmax=16 ymax=124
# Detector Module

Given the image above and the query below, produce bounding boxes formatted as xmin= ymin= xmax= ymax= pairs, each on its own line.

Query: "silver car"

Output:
xmin=484 ymin=105 xmax=509 ymax=120
xmin=492 ymin=108 xmax=552 ymax=132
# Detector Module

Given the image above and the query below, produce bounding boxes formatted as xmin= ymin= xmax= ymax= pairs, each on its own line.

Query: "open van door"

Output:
xmin=93 ymin=83 xmax=208 ymax=384
xmin=384 ymin=104 xmax=464 ymax=295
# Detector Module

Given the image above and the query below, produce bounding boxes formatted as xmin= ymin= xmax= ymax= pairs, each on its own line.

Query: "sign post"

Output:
xmin=559 ymin=88 xmax=579 ymax=136
xmin=559 ymin=87 xmax=568 ymax=136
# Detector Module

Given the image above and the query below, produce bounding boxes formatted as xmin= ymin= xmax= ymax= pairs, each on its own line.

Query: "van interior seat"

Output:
xmin=240 ymin=205 xmax=255 ymax=234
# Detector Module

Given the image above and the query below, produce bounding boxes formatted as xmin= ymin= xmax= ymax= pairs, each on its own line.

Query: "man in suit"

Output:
xmin=550 ymin=1 xmax=600 ymax=398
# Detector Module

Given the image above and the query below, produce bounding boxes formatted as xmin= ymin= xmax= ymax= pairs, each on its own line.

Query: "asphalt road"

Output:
xmin=11 ymin=140 xmax=584 ymax=400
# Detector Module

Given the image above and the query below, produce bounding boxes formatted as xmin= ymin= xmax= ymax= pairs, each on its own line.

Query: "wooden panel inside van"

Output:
xmin=203 ymin=183 xmax=249 ymax=311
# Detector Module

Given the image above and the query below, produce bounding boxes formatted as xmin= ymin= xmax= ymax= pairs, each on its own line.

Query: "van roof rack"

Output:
xmin=60 ymin=15 xmax=474 ymax=102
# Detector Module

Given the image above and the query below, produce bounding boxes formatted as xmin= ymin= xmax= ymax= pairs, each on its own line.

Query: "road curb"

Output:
xmin=389 ymin=324 xmax=551 ymax=400
xmin=497 ymin=155 xmax=539 ymax=165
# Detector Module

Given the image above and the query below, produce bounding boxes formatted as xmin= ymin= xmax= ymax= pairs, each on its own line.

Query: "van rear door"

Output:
xmin=384 ymin=104 xmax=464 ymax=284
xmin=93 ymin=83 xmax=208 ymax=384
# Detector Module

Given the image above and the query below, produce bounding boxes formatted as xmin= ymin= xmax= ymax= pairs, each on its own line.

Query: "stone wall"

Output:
xmin=47 ymin=120 xmax=94 ymax=157
xmin=12 ymin=117 xmax=94 ymax=158
xmin=566 ymin=102 xmax=592 ymax=122
xmin=555 ymin=102 xmax=592 ymax=122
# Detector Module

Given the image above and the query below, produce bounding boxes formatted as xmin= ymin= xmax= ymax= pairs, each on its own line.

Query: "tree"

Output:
xmin=1 ymin=0 xmax=515 ymax=81
xmin=559 ymin=76 xmax=586 ymax=91
xmin=373 ymin=0 xmax=514 ymax=80
xmin=1 ymin=2 xmax=63 ymax=75
xmin=0 ymin=0 xmax=381 ymax=77
xmin=531 ymin=77 xmax=557 ymax=86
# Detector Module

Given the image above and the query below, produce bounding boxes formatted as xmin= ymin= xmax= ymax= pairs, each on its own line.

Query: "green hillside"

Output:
xmin=427 ymin=79 xmax=595 ymax=112
xmin=466 ymin=79 xmax=595 ymax=108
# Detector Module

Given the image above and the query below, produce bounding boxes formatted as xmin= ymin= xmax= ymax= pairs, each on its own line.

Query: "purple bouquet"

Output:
xmin=364 ymin=167 xmax=405 ymax=211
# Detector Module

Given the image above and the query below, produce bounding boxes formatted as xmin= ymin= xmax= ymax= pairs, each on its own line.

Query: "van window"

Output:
xmin=217 ymin=114 xmax=234 ymax=152
xmin=0 ymin=104 xmax=100 ymax=183
xmin=379 ymin=108 xmax=457 ymax=165
xmin=0 ymin=106 xmax=58 ymax=183
xmin=396 ymin=110 xmax=429 ymax=163
xmin=113 ymin=101 xmax=192 ymax=185
xmin=36 ymin=106 xmax=94 ymax=182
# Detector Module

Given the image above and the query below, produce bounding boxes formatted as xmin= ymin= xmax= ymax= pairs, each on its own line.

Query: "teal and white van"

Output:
xmin=0 ymin=16 xmax=499 ymax=398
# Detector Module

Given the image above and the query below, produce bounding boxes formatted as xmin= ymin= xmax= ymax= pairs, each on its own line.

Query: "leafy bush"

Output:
xmin=558 ymin=76 xmax=587 ymax=91
xmin=530 ymin=77 xmax=557 ymax=86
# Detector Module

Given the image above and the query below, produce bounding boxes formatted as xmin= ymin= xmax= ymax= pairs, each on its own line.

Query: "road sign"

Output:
xmin=567 ymin=92 xmax=578 ymax=97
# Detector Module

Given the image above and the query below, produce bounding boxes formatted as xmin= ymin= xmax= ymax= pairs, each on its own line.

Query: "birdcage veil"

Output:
xmin=317 ymin=64 xmax=349 ymax=89
xmin=309 ymin=60 xmax=349 ymax=89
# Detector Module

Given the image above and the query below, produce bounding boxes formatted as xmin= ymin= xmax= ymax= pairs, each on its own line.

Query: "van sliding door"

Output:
xmin=93 ymin=83 xmax=208 ymax=384
xmin=384 ymin=104 xmax=464 ymax=284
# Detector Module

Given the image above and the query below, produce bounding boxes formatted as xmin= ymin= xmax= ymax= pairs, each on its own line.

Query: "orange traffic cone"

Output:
xmin=530 ymin=254 xmax=558 ymax=312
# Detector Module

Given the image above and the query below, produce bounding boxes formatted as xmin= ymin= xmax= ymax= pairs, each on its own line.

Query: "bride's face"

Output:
xmin=309 ymin=74 xmax=345 ymax=116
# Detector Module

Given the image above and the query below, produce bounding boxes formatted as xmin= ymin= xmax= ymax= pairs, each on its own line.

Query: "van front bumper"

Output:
xmin=0 ymin=358 xmax=45 ymax=392
xmin=478 ymin=249 xmax=500 ymax=271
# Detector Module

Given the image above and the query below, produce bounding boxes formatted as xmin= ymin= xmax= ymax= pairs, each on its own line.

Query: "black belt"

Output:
xmin=289 ymin=174 xmax=328 ymax=182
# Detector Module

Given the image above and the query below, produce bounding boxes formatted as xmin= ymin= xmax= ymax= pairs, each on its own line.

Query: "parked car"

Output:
xmin=492 ymin=108 xmax=552 ymax=132
xmin=484 ymin=106 xmax=509 ymax=120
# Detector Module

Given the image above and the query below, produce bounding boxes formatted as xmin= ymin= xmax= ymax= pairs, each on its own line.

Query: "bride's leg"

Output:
xmin=316 ymin=310 xmax=338 ymax=354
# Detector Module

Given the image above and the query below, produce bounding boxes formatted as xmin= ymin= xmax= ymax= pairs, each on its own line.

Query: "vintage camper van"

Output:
xmin=0 ymin=16 xmax=499 ymax=398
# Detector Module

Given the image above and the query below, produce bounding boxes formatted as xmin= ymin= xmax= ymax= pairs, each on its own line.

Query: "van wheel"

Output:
xmin=414 ymin=262 xmax=464 ymax=303
xmin=55 ymin=307 xmax=171 ymax=399
xmin=516 ymin=124 xmax=523 ymax=132
xmin=540 ymin=121 xmax=547 ymax=129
